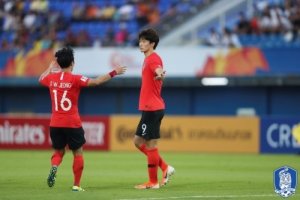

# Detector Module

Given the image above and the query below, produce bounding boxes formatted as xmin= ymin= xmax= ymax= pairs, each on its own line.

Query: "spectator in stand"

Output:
xmin=221 ymin=27 xmax=241 ymax=48
xmin=49 ymin=10 xmax=69 ymax=32
xmin=15 ymin=24 xmax=30 ymax=47
xmin=136 ymin=1 xmax=151 ymax=28
xmin=23 ymin=10 xmax=37 ymax=31
xmin=205 ymin=27 xmax=221 ymax=46
xmin=249 ymin=13 xmax=260 ymax=34
xmin=235 ymin=12 xmax=252 ymax=34
xmin=165 ymin=2 xmax=178 ymax=18
xmin=30 ymin=0 xmax=48 ymax=14
xmin=255 ymin=0 xmax=269 ymax=13
xmin=2 ymin=0 xmax=21 ymax=32
xmin=76 ymin=30 xmax=92 ymax=47
xmin=85 ymin=3 xmax=101 ymax=21
xmin=72 ymin=3 xmax=85 ymax=21
xmin=93 ymin=36 xmax=102 ymax=48
xmin=101 ymin=2 xmax=116 ymax=20
xmin=0 ymin=39 xmax=11 ymax=50
xmin=116 ymin=1 xmax=135 ymax=21
xmin=115 ymin=23 xmax=129 ymax=46
xmin=2 ymin=10 xmax=18 ymax=31
xmin=148 ymin=5 xmax=160 ymax=25
xmin=259 ymin=6 xmax=273 ymax=34
xmin=289 ymin=1 xmax=300 ymax=38
xmin=64 ymin=28 xmax=77 ymax=47
xmin=102 ymin=26 xmax=115 ymax=46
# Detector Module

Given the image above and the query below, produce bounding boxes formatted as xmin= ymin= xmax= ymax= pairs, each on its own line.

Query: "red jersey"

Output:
xmin=139 ymin=52 xmax=165 ymax=111
xmin=39 ymin=71 xmax=89 ymax=128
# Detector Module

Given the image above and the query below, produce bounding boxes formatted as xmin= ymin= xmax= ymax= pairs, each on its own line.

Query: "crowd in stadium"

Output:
xmin=0 ymin=0 xmax=166 ymax=51
xmin=0 ymin=0 xmax=300 ymax=51
xmin=205 ymin=0 xmax=300 ymax=47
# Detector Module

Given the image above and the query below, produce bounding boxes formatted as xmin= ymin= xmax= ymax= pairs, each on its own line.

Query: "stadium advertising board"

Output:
xmin=110 ymin=115 xmax=259 ymax=153
xmin=260 ymin=117 xmax=300 ymax=153
xmin=0 ymin=116 xmax=109 ymax=150
xmin=0 ymin=116 xmax=51 ymax=149
xmin=73 ymin=47 xmax=269 ymax=77
xmin=81 ymin=116 xmax=110 ymax=150
xmin=0 ymin=47 xmax=270 ymax=77
xmin=2 ymin=47 xmax=300 ymax=78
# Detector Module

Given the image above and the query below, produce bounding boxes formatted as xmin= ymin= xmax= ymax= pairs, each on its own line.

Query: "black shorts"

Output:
xmin=135 ymin=110 xmax=164 ymax=140
xmin=50 ymin=127 xmax=86 ymax=150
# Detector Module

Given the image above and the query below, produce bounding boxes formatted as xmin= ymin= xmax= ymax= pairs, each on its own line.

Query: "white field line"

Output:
xmin=118 ymin=194 xmax=298 ymax=200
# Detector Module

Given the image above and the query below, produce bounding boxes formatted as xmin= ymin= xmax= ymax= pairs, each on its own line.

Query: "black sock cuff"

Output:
xmin=148 ymin=164 xmax=156 ymax=168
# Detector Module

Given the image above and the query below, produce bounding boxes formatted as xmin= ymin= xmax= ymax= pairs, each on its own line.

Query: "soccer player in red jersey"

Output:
xmin=39 ymin=47 xmax=126 ymax=191
xmin=134 ymin=29 xmax=175 ymax=189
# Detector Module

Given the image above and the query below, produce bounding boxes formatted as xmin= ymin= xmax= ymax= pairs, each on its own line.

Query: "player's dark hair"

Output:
xmin=55 ymin=47 xmax=74 ymax=68
xmin=138 ymin=28 xmax=159 ymax=49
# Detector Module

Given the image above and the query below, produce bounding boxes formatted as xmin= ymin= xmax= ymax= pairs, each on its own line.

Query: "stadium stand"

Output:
xmin=199 ymin=0 xmax=300 ymax=48
xmin=1 ymin=0 xmax=300 ymax=50
xmin=0 ymin=0 xmax=209 ymax=50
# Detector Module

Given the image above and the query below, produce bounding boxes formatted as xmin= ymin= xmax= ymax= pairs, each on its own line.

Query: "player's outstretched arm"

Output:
xmin=154 ymin=67 xmax=166 ymax=80
xmin=39 ymin=61 xmax=60 ymax=82
xmin=87 ymin=65 xmax=127 ymax=87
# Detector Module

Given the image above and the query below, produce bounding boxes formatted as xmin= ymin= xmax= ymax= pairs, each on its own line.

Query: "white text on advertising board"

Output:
xmin=83 ymin=122 xmax=105 ymax=145
xmin=267 ymin=123 xmax=300 ymax=148
xmin=0 ymin=120 xmax=45 ymax=145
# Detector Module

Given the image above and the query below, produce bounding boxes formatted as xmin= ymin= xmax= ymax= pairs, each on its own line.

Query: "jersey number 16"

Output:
xmin=52 ymin=89 xmax=72 ymax=111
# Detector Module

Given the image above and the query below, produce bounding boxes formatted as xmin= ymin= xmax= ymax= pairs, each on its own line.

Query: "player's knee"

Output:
xmin=72 ymin=147 xmax=83 ymax=156
xmin=133 ymin=136 xmax=143 ymax=148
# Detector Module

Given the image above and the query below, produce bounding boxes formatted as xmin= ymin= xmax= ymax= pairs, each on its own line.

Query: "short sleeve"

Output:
xmin=149 ymin=55 xmax=163 ymax=73
xmin=75 ymin=75 xmax=90 ymax=88
xmin=39 ymin=74 xmax=50 ymax=87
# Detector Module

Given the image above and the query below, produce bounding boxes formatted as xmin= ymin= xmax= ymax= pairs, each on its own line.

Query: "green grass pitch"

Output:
xmin=0 ymin=150 xmax=299 ymax=200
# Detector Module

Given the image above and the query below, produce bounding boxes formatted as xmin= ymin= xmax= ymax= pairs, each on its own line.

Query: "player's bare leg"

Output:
xmin=134 ymin=135 xmax=146 ymax=149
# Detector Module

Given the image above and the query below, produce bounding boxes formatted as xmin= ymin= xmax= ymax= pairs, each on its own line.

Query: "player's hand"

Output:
xmin=49 ymin=60 xmax=61 ymax=73
xmin=114 ymin=64 xmax=127 ymax=75
xmin=155 ymin=70 xmax=166 ymax=80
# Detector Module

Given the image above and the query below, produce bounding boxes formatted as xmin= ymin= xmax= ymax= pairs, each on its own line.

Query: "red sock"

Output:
xmin=139 ymin=144 xmax=168 ymax=171
xmin=158 ymin=155 xmax=168 ymax=171
xmin=147 ymin=148 xmax=159 ymax=183
xmin=51 ymin=151 xmax=64 ymax=166
xmin=73 ymin=155 xmax=84 ymax=186
xmin=138 ymin=144 xmax=147 ymax=155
